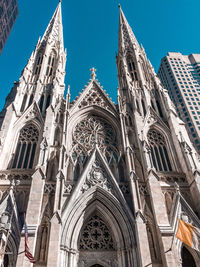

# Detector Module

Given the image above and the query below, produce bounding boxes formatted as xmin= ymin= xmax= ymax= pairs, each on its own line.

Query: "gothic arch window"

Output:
xmin=34 ymin=51 xmax=44 ymax=78
xmin=79 ymin=214 xmax=116 ymax=251
xmin=46 ymin=50 xmax=56 ymax=78
xmin=12 ymin=124 xmax=39 ymax=169
xmin=45 ymin=94 xmax=51 ymax=111
xmin=127 ymin=58 xmax=138 ymax=81
xmin=20 ymin=94 xmax=27 ymax=112
xmin=39 ymin=94 xmax=44 ymax=112
xmin=156 ymin=100 xmax=163 ymax=118
xmin=147 ymin=129 xmax=172 ymax=172
xmin=28 ymin=94 xmax=34 ymax=107
xmin=141 ymin=99 xmax=146 ymax=116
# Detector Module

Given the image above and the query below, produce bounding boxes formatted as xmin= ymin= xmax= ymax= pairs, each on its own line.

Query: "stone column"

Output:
xmin=16 ymin=168 xmax=45 ymax=267
xmin=147 ymin=169 xmax=177 ymax=267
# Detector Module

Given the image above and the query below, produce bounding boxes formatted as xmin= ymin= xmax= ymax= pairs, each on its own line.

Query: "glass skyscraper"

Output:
xmin=158 ymin=52 xmax=200 ymax=152
xmin=0 ymin=0 xmax=18 ymax=54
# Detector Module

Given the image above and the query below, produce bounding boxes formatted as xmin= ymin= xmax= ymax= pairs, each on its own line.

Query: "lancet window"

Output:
xmin=147 ymin=129 xmax=172 ymax=172
xmin=28 ymin=94 xmax=34 ymax=107
xmin=79 ymin=214 xmax=115 ymax=251
xmin=127 ymin=59 xmax=138 ymax=81
xmin=12 ymin=124 xmax=39 ymax=169
xmin=39 ymin=94 xmax=44 ymax=112
xmin=46 ymin=51 xmax=56 ymax=78
xmin=20 ymin=94 xmax=27 ymax=112
xmin=34 ymin=52 xmax=43 ymax=78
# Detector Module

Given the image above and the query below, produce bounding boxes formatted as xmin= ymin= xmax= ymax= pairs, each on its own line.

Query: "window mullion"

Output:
xmin=27 ymin=143 xmax=33 ymax=169
xmin=16 ymin=142 xmax=23 ymax=168
xmin=22 ymin=142 xmax=28 ymax=169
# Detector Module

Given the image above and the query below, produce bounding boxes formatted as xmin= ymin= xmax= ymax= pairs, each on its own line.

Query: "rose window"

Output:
xmin=72 ymin=116 xmax=118 ymax=162
xmin=79 ymin=215 xmax=115 ymax=251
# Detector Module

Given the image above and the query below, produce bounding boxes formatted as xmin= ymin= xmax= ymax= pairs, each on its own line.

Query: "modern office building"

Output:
xmin=0 ymin=0 xmax=18 ymax=54
xmin=158 ymin=52 xmax=200 ymax=152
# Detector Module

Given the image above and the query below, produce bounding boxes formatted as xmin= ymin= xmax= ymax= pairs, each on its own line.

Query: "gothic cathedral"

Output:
xmin=0 ymin=2 xmax=200 ymax=267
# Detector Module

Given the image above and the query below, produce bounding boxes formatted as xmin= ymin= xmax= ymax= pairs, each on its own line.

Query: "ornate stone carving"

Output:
xmin=139 ymin=184 xmax=148 ymax=196
xmin=81 ymin=158 xmax=112 ymax=193
xmin=119 ymin=183 xmax=130 ymax=194
xmin=64 ymin=183 xmax=74 ymax=194
xmin=79 ymin=215 xmax=115 ymax=251
xmin=78 ymin=87 xmax=113 ymax=112
xmin=18 ymin=124 xmax=39 ymax=142
xmin=25 ymin=105 xmax=39 ymax=120
xmin=72 ymin=116 xmax=118 ymax=162
xmin=44 ymin=183 xmax=56 ymax=194
xmin=159 ymin=173 xmax=187 ymax=184
xmin=0 ymin=170 xmax=33 ymax=181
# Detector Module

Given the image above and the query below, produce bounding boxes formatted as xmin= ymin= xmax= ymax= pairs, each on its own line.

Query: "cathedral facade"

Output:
xmin=0 ymin=2 xmax=200 ymax=267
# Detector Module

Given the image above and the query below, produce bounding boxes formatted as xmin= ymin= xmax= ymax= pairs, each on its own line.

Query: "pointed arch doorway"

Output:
xmin=60 ymin=187 xmax=138 ymax=267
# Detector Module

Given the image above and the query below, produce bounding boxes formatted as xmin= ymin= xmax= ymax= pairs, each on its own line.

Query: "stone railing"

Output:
xmin=0 ymin=169 xmax=34 ymax=182
xmin=157 ymin=172 xmax=187 ymax=185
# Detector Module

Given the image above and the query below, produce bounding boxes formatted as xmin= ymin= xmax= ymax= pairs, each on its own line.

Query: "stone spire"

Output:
xmin=118 ymin=5 xmax=140 ymax=54
xmin=41 ymin=1 xmax=64 ymax=51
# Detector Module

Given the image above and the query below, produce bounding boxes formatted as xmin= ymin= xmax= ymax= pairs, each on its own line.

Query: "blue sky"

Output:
xmin=0 ymin=0 xmax=200 ymax=110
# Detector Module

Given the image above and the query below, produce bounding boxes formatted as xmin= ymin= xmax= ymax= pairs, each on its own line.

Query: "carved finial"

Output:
xmin=90 ymin=67 xmax=97 ymax=80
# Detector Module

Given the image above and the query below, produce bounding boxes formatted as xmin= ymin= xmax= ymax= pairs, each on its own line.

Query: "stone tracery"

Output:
xmin=72 ymin=116 xmax=118 ymax=163
xmin=79 ymin=214 xmax=115 ymax=251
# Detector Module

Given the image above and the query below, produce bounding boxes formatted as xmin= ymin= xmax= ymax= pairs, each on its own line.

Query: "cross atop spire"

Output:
xmin=118 ymin=5 xmax=140 ymax=53
xmin=90 ymin=67 xmax=97 ymax=80
xmin=41 ymin=1 xmax=64 ymax=50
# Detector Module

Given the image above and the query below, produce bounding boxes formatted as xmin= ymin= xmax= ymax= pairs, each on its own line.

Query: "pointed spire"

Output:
xmin=118 ymin=5 xmax=140 ymax=53
xmin=41 ymin=1 xmax=64 ymax=50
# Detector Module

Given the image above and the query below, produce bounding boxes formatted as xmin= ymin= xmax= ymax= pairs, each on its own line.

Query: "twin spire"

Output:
xmin=118 ymin=5 xmax=140 ymax=53
xmin=40 ymin=2 xmax=140 ymax=55
xmin=41 ymin=1 xmax=64 ymax=50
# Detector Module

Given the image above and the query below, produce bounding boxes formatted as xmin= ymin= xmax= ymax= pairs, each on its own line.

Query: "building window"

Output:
xmin=12 ymin=124 xmax=39 ymax=169
xmin=20 ymin=94 xmax=27 ymax=112
xmin=34 ymin=52 xmax=43 ymax=78
xmin=46 ymin=51 xmax=56 ymax=77
xmin=127 ymin=59 xmax=138 ymax=81
xmin=147 ymin=129 xmax=172 ymax=172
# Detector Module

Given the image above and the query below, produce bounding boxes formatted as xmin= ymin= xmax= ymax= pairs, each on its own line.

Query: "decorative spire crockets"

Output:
xmin=118 ymin=5 xmax=140 ymax=54
xmin=41 ymin=1 xmax=64 ymax=51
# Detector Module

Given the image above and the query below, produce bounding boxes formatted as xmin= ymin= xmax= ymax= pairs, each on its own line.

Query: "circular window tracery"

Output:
xmin=79 ymin=215 xmax=115 ymax=251
xmin=72 ymin=116 xmax=118 ymax=162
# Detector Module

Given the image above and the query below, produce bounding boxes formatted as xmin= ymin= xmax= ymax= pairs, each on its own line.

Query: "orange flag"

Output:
xmin=176 ymin=219 xmax=200 ymax=252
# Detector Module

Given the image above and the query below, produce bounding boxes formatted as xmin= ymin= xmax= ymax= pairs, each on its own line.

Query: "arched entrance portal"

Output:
xmin=91 ymin=265 xmax=104 ymax=267
xmin=181 ymin=246 xmax=196 ymax=267
xmin=60 ymin=187 xmax=138 ymax=267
